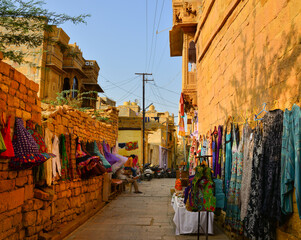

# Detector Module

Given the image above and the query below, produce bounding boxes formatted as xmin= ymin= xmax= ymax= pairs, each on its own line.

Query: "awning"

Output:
xmin=83 ymin=83 xmax=104 ymax=93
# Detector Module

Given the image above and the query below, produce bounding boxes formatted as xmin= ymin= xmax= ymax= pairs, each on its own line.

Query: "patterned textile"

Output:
xmin=10 ymin=118 xmax=49 ymax=170
xmin=244 ymin=128 xmax=274 ymax=240
xmin=215 ymin=125 xmax=223 ymax=178
xmin=192 ymin=165 xmax=216 ymax=212
xmin=0 ymin=115 xmax=14 ymax=158
xmin=26 ymin=120 xmax=47 ymax=153
xmin=76 ymin=139 xmax=87 ymax=158
xmin=225 ymin=125 xmax=243 ymax=234
xmin=281 ymin=104 xmax=301 ymax=217
xmin=94 ymin=141 xmax=111 ymax=169
xmin=118 ymin=143 xmax=126 ymax=149
xmin=261 ymin=110 xmax=283 ymax=221
xmin=0 ymin=129 xmax=6 ymax=153
xmin=125 ymin=141 xmax=138 ymax=151
xmin=60 ymin=134 xmax=70 ymax=180
xmin=240 ymin=124 xmax=254 ymax=220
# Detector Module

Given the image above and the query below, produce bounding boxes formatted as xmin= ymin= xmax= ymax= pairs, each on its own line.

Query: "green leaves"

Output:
xmin=0 ymin=0 xmax=90 ymax=63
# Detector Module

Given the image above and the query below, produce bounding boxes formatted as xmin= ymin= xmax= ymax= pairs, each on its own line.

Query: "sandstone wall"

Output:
xmin=195 ymin=0 xmax=301 ymax=239
xmin=0 ymin=57 xmax=116 ymax=240
xmin=196 ymin=0 xmax=301 ymax=131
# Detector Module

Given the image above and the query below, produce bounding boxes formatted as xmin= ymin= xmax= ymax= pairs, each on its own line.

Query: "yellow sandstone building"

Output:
xmin=4 ymin=25 xmax=103 ymax=109
xmin=170 ymin=0 xmax=301 ymax=239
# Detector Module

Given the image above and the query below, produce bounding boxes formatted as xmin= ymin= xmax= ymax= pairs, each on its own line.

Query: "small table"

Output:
xmin=171 ymin=195 xmax=214 ymax=235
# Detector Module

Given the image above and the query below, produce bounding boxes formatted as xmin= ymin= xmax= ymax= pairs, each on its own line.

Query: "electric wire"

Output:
xmin=147 ymin=0 xmax=158 ymax=72
xmin=100 ymin=73 xmax=178 ymax=109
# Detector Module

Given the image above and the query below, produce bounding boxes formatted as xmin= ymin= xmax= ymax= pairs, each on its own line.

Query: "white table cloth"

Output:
xmin=171 ymin=195 xmax=214 ymax=235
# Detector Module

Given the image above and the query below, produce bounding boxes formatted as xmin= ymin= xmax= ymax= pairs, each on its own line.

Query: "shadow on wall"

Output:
xmin=219 ymin=1 xmax=301 ymax=122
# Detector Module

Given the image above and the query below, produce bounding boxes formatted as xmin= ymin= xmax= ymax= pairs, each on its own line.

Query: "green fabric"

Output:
xmin=281 ymin=104 xmax=301 ymax=217
xmin=93 ymin=141 xmax=111 ymax=168
xmin=191 ymin=165 xmax=216 ymax=212
xmin=60 ymin=134 xmax=70 ymax=180
xmin=0 ymin=132 xmax=6 ymax=153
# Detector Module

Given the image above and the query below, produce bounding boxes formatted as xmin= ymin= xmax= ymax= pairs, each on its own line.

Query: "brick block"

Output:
xmin=23 ymin=211 xmax=36 ymax=227
xmin=13 ymin=96 xmax=20 ymax=108
xmin=8 ymin=88 xmax=16 ymax=96
xmin=13 ymin=213 xmax=22 ymax=227
xmin=10 ymin=80 xmax=19 ymax=90
xmin=19 ymin=100 xmax=25 ymax=110
xmin=29 ymin=81 xmax=39 ymax=93
xmin=34 ymin=189 xmax=53 ymax=201
xmin=24 ymin=184 xmax=34 ymax=200
xmin=22 ymin=111 xmax=31 ymax=121
xmin=22 ymin=200 xmax=34 ymax=212
xmin=15 ymin=176 xmax=28 ymax=187
xmin=0 ymin=171 xmax=8 ymax=180
xmin=8 ymin=188 xmax=25 ymax=210
xmin=14 ymin=70 xmax=26 ymax=85
xmin=0 ymin=179 xmax=15 ymax=193
xmin=8 ymin=171 xmax=18 ymax=179
xmin=0 ymin=191 xmax=9 ymax=213
xmin=19 ymin=84 xmax=27 ymax=94
xmin=33 ymin=199 xmax=44 ymax=210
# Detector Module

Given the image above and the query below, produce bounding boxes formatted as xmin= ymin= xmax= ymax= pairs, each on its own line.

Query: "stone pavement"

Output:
xmin=65 ymin=178 xmax=229 ymax=240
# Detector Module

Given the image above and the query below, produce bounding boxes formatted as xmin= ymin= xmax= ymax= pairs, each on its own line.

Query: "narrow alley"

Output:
xmin=65 ymin=179 xmax=229 ymax=240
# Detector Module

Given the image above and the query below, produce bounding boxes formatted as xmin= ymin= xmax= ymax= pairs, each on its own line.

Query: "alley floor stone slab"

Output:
xmin=65 ymin=178 xmax=229 ymax=240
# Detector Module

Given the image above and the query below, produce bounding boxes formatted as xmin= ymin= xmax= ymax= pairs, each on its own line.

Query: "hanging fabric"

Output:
xmin=44 ymin=128 xmax=53 ymax=186
xmin=10 ymin=118 xmax=49 ymax=170
xmin=281 ymin=104 xmax=301 ymax=218
xmin=224 ymin=127 xmax=232 ymax=211
xmin=261 ymin=109 xmax=283 ymax=221
xmin=244 ymin=127 xmax=274 ymax=240
xmin=60 ymin=134 xmax=70 ymax=181
xmin=52 ymin=135 xmax=61 ymax=178
xmin=0 ymin=115 xmax=15 ymax=158
xmin=215 ymin=125 xmax=223 ymax=178
xmin=225 ymin=124 xmax=244 ymax=234
xmin=240 ymin=124 xmax=254 ymax=220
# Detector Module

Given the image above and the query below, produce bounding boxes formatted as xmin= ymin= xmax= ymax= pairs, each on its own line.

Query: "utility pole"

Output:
xmin=135 ymin=73 xmax=153 ymax=167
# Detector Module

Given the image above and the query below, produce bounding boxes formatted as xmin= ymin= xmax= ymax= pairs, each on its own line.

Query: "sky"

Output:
xmin=44 ymin=0 xmax=182 ymax=120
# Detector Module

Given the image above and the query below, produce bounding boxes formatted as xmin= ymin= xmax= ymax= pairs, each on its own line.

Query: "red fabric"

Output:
xmin=0 ymin=115 xmax=15 ymax=158
xmin=180 ymin=93 xmax=185 ymax=117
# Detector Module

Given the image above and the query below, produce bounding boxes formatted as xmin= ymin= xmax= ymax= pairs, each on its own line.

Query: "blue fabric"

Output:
xmin=93 ymin=141 xmax=111 ymax=168
xmin=214 ymin=178 xmax=225 ymax=209
xmin=224 ymin=133 xmax=232 ymax=210
xmin=281 ymin=104 xmax=301 ymax=218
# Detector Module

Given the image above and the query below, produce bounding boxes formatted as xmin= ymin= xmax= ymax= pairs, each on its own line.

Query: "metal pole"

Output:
xmin=142 ymin=74 xmax=145 ymax=167
xmin=135 ymin=73 xmax=152 ymax=167
xmin=197 ymin=211 xmax=200 ymax=240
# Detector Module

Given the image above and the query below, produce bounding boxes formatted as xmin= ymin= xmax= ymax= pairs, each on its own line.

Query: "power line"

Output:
xmin=156 ymin=0 xmax=165 ymax=33
xmin=147 ymin=0 xmax=158 ymax=72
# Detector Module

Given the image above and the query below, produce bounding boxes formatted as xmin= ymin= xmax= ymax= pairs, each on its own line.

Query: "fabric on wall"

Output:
xmin=281 ymin=104 xmax=301 ymax=218
xmin=44 ymin=128 xmax=53 ymax=186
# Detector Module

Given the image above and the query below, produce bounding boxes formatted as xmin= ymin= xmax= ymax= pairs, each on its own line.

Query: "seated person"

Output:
xmin=115 ymin=167 xmax=142 ymax=194
xmin=124 ymin=155 xmax=138 ymax=177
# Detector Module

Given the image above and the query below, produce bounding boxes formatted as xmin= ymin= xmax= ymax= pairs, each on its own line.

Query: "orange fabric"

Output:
xmin=124 ymin=157 xmax=133 ymax=168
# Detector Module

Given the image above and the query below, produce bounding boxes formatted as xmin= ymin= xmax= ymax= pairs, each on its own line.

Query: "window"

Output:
xmin=188 ymin=41 xmax=196 ymax=72
xmin=62 ymin=78 xmax=70 ymax=97
xmin=72 ymin=76 xmax=78 ymax=98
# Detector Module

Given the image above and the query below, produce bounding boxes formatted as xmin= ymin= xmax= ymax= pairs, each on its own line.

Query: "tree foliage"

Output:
xmin=0 ymin=0 xmax=90 ymax=63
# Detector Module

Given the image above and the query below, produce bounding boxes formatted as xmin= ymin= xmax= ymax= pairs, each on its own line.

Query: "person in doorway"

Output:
xmin=116 ymin=167 xmax=142 ymax=194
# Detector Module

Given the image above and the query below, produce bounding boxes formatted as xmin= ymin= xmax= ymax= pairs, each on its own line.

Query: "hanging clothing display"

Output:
xmin=10 ymin=118 xmax=50 ymax=170
xmin=0 ymin=115 xmax=15 ymax=158
xmin=60 ymin=134 xmax=70 ymax=181
xmin=52 ymin=135 xmax=61 ymax=178
xmin=281 ymin=104 xmax=301 ymax=217
xmin=261 ymin=109 xmax=283 ymax=221
xmin=44 ymin=128 xmax=53 ymax=186
xmin=215 ymin=125 xmax=223 ymax=178
xmin=240 ymin=124 xmax=254 ymax=220
xmin=225 ymin=125 xmax=243 ymax=234
xmin=244 ymin=127 xmax=274 ymax=240
xmin=224 ymin=130 xmax=232 ymax=210
xmin=184 ymin=165 xmax=216 ymax=212
xmin=0 ymin=130 xmax=6 ymax=153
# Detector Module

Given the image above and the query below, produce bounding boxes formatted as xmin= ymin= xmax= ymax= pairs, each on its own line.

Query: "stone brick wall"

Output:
xmin=196 ymin=0 xmax=301 ymax=131
xmin=0 ymin=57 xmax=116 ymax=240
xmin=194 ymin=0 xmax=301 ymax=239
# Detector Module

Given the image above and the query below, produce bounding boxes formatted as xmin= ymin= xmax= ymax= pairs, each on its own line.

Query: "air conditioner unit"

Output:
xmin=90 ymin=62 xmax=94 ymax=66
xmin=85 ymin=62 xmax=90 ymax=66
